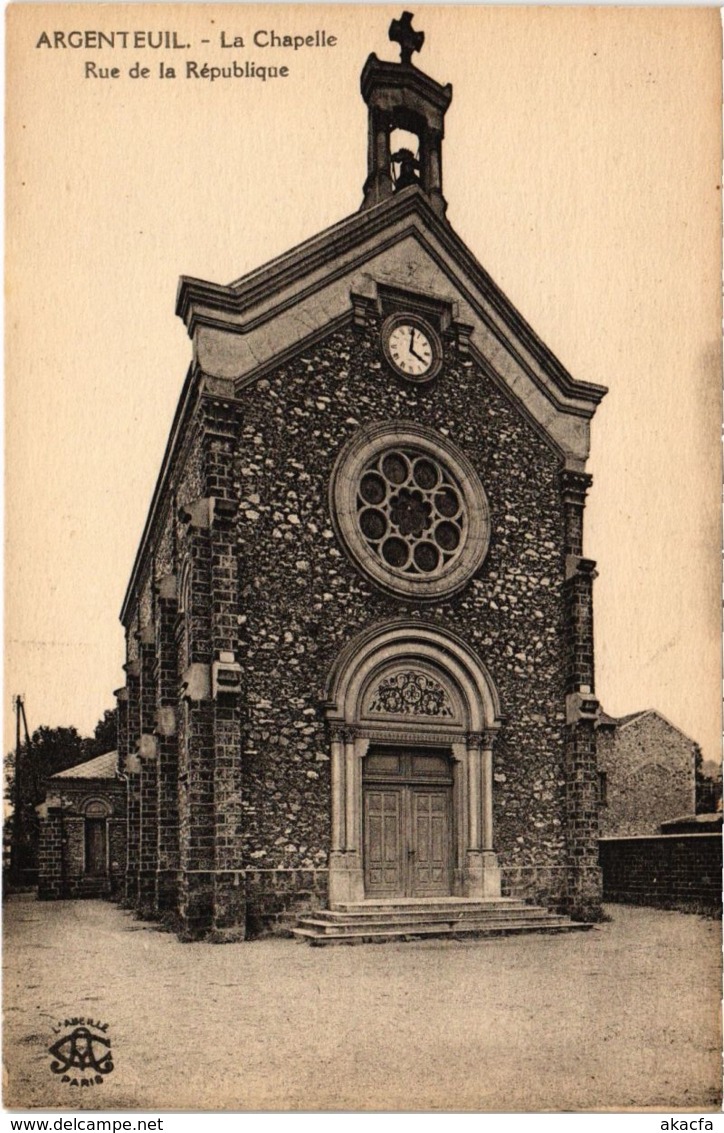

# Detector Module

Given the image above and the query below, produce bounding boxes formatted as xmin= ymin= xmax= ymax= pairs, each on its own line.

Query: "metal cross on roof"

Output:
xmin=389 ymin=11 xmax=424 ymax=66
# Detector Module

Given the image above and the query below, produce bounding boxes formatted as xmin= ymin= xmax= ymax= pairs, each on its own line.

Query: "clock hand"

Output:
xmin=409 ymin=340 xmax=428 ymax=363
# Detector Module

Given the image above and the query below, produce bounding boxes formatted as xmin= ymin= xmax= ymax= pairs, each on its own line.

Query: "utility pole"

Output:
xmin=10 ymin=695 xmax=31 ymax=882
xmin=10 ymin=695 xmax=23 ymax=880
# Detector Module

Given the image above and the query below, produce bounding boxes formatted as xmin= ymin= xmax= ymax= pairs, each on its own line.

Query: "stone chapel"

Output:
xmin=114 ymin=15 xmax=607 ymax=941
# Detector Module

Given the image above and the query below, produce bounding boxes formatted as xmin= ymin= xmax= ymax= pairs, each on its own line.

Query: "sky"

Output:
xmin=5 ymin=4 xmax=722 ymax=763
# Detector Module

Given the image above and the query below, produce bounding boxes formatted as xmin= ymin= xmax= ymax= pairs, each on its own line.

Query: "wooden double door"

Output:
xmin=363 ymin=745 xmax=454 ymax=898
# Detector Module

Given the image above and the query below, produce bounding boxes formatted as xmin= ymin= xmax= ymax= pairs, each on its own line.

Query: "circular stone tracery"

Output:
xmin=357 ymin=448 xmax=464 ymax=577
xmin=331 ymin=422 xmax=490 ymax=600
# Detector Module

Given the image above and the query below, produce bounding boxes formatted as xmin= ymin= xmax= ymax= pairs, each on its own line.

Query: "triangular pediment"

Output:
xmin=177 ymin=187 xmax=606 ymax=466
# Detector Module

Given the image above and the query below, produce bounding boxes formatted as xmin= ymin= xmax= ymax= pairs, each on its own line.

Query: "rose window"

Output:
xmin=331 ymin=422 xmax=490 ymax=599
xmin=356 ymin=448 xmax=466 ymax=578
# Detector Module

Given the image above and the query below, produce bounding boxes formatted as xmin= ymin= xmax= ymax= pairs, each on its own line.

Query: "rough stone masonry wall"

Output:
xmin=232 ymin=316 xmax=575 ymax=919
xmin=598 ymin=714 xmax=697 ymax=836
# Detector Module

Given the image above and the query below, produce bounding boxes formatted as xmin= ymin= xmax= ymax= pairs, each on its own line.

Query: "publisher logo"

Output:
xmin=48 ymin=1017 xmax=113 ymax=1087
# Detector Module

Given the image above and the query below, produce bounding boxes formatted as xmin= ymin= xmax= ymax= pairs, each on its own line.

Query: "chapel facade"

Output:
xmin=116 ymin=15 xmax=607 ymax=939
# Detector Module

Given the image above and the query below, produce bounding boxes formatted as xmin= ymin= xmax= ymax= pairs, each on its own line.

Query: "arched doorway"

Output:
xmin=324 ymin=620 xmax=503 ymax=907
xmin=83 ymin=798 xmax=111 ymax=877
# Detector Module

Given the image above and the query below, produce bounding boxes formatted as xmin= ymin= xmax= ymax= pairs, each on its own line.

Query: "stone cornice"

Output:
xmin=560 ymin=468 xmax=594 ymax=504
xmin=127 ymin=191 xmax=608 ymax=626
xmin=360 ymin=54 xmax=453 ymax=115
xmin=176 ymin=189 xmax=607 ymax=417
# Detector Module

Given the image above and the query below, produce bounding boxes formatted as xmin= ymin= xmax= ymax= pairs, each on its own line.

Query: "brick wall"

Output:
xmin=37 ymin=780 xmax=126 ymax=900
xmin=37 ymin=810 xmax=63 ymax=899
xmin=599 ymin=834 xmax=721 ymax=912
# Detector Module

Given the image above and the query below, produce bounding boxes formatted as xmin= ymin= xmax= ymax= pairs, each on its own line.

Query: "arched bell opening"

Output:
xmin=389 ymin=126 xmax=422 ymax=192
xmin=360 ymin=16 xmax=452 ymax=217
xmin=324 ymin=620 xmax=503 ymax=907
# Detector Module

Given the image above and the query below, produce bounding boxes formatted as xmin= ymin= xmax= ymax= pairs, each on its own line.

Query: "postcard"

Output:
xmin=4 ymin=4 xmax=721 ymax=1114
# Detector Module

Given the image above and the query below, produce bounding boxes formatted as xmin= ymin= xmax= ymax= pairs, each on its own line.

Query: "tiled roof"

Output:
xmin=51 ymin=751 xmax=118 ymax=780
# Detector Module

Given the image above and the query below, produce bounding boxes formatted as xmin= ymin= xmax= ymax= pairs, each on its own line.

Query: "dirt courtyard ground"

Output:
xmin=3 ymin=897 xmax=721 ymax=1112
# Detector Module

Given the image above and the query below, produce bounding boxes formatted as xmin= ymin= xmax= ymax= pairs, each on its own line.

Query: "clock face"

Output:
xmin=382 ymin=315 xmax=442 ymax=382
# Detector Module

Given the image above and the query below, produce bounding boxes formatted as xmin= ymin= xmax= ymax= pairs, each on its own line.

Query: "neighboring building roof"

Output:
xmin=660 ymin=813 xmax=723 ymax=834
xmin=616 ymin=710 xmax=650 ymax=726
xmin=597 ymin=708 xmax=647 ymax=728
xmin=597 ymin=711 xmax=619 ymax=728
xmin=51 ymin=751 xmax=119 ymax=780
xmin=598 ymin=708 xmax=698 ymax=744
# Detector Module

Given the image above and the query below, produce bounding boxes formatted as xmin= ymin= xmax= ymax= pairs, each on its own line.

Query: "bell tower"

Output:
xmin=360 ymin=11 xmax=453 ymax=219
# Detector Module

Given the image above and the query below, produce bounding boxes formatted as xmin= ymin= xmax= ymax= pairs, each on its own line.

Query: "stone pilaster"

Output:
xmin=212 ymin=700 xmax=245 ymax=935
xmin=328 ymin=725 xmax=365 ymax=907
xmin=205 ymin=394 xmax=245 ymax=938
xmin=564 ymin=718 xmax=601 ymax=920
xmin=115 ymin=686 xmax=129 ymax=769
xmin=123 ymin=659 xmax=141 ymax=903
xmin=463 ymin=730 xmax=501 ymax=898
xmin=137 ymin=625 xmax=158 ymax=913
xmin=178 ymin=695 xmax=215 ymax=936
xmin=560 ymin=469 xmax=592 ymax=557
xmin=560 ymin=467 xmax=602 ymax=921
xmin=565 ymin=558 xmax=597 ymax=696
xmin=37 ymin=807 xmax=64 ymax=900
xmin=177 ymin=506 xmax=215 ymax=937
xmin=155 ymin=573 xmax=180 ymax=914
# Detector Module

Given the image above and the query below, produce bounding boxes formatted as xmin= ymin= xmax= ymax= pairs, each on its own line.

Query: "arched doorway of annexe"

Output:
xmin=324 ymin=620 xmax=504 ymax=907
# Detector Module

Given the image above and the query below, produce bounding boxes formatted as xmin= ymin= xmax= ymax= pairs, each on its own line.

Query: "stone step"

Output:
xmin=299 ymin=901 xmax=571 ymax=919
xmin=302 ymin=907 xmax=556 ymax=928
xmin=296 ymin=916 xmax=572 ymax=936
xmin=292 ymin=896 xmax=593 ymax=945
xmin=334 ymin=897 xmax=524 ymax=911
xmin=292 ymin=918 xmax=593 ymax=945
xmin=75 ymin=880 xmax=111 ymax=898
xmin=333 ymin=901 xmax=525 ymax=910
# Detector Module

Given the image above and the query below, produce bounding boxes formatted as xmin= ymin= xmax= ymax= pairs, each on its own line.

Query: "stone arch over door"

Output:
xmin=324 ymin=620 xmax=504 ymax=907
